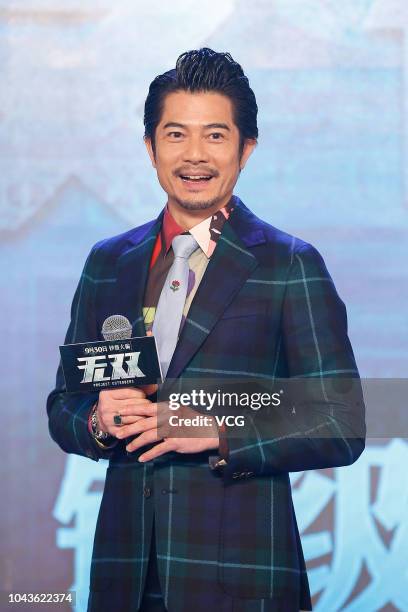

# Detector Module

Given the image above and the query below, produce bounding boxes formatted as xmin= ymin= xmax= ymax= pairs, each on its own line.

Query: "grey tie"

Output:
xmin=152 ymin=233 xmax=199 ymax=379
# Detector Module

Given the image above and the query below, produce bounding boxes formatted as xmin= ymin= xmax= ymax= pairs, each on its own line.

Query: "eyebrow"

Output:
xmin=162 ymin=122 xmax=231 ymax=131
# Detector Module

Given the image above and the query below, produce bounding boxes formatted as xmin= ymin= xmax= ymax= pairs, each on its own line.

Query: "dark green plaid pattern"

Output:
xmin=47 ymin=196 xmax=365 ymax=612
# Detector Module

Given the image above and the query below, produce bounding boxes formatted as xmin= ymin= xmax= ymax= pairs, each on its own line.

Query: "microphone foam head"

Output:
xmin=102 ymin=315 xmax=132 ymax=341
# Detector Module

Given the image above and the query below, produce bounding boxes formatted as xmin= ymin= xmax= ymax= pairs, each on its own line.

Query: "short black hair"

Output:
xmin=144 ymin=47 xmax=258 ymax=157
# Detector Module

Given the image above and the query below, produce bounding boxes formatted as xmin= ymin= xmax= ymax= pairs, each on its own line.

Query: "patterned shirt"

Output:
xmin=143 ymin=198 xmax=235 ymax=335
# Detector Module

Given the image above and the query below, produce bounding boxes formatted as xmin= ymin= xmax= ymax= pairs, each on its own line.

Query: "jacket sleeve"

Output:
xmin=214 ymin=243 xmax=366 ymax=483
xmin=46 ymin=243 xmax=117 ymax=462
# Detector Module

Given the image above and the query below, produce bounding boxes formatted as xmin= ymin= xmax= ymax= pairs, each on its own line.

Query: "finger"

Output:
xmin=139 ymin=383 xmax=158 ymax=396
xmin=107 ymin=404 xmax=157 ymax=418
xmin=100 ymin=388 xmax=147 ymax=400
xmin=117 ymin=416 xmax=157 ymax=439
xmin=138 ymin=440 xmax=173 ymax=462
xmin=99 ymin=410 xmax=150 ymax=432
xmin=112 ymin=415 xmax=145 ymax=427
xmin=126 ymin=428 xmax=160 ymax=453
xmin=112 ymin=398 xmax=153 ymax=407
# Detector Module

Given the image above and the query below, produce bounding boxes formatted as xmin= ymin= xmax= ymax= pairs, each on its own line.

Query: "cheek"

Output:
xmin=221 ymin=162 xmax=240 ymax=184
xmin=155 ymin=171 xmax=174 ymax=194
xmin=154 ymin=150 xmax=176 ymax=175
xmin=221 ymin=152 xmax=240 ymax=174
xmin=156 ymin=164 xmax=175 ymax=185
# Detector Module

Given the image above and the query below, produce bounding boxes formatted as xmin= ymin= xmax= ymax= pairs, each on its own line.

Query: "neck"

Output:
xmin=167 ymin=195 xmax=233 ymax=230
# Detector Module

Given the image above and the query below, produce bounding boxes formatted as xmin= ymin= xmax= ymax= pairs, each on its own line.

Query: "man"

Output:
xmin=47 ymin=48 xmax=365 ymax=612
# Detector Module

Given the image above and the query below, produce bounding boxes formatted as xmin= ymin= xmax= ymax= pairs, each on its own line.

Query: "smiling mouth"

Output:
xmin=179 ymin=175 xmax=213 ymax=184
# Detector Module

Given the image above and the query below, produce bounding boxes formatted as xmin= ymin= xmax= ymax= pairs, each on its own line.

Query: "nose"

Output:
xmin=182 ymin=134 xmax=209 ymax=164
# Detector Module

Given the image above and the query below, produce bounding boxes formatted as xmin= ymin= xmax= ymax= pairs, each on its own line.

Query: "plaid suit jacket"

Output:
xmin=47 ymin=196 xmax=366 ymax=612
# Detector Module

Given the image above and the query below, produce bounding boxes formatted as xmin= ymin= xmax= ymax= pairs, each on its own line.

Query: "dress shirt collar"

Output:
xmin=161 ymin=197 xmax=235 ymax=258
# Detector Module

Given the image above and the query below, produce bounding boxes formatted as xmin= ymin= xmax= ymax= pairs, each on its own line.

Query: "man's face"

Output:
xmin=145 ymin=90 xmax=256 ymax=215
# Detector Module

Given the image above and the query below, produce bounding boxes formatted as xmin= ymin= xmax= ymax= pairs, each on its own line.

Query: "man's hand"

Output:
xmin=115 ymin=402 xmax=220 ymax=461
xmin=96 ymin=386 xmax=156 ymax=437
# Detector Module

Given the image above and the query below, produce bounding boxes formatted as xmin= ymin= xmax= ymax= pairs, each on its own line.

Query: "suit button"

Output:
xmin=143 ymin=486 xmax=152 ymax=498
xmin=233 ymin=471 xmax=252 ymax=479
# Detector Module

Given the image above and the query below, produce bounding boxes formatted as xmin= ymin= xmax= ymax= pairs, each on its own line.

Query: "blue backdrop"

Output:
xmin=1 ymin=2 xmax=407 ymax=610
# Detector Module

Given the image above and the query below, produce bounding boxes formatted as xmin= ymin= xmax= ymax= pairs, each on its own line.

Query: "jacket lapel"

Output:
xmin=116 ymin=210 xmax=164 ymax=338
xmin=165 ymin=198 xmax=266 ymax=382
xmin=115 ymin=199 xmax=266 ymax=384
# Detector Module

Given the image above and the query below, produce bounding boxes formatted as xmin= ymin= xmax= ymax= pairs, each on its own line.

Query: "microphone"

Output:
xmin=59 ymin=314 xmax=162 ymax=392
xmin=102 ymin=315 xmax=132 ymax=341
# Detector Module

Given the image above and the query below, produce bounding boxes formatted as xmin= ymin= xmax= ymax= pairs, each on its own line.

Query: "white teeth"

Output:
xmin=181 ymin=175 xmax=211 ymax=180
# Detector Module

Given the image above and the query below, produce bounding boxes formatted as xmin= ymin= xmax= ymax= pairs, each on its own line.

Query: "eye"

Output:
xmin=168 ymin=131 xmax=184 ymax=139
xmin=209 ymin=132 xmax=224 ymax=140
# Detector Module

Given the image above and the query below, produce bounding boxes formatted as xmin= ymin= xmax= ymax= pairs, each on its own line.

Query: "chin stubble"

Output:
xmin=174 ymin=196 xmax=222 ymax=211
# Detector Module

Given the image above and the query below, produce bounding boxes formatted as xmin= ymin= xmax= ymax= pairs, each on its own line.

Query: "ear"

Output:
xmin=239 ymin=138 xmax=257 ymax=170
xmin=144 ymin=136 xmax=157 ymax=168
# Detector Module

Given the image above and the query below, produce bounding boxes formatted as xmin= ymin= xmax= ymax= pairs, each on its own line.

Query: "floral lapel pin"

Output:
xmin=170 ymin=279 xmax=180 ymax=292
